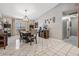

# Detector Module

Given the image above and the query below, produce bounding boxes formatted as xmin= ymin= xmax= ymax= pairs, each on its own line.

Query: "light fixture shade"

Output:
xmin=23 ymin=9 xmax=29 ymax=21
xmin=23 ymin=18 xmax=28 ymax=21
xmin=23 ymin=15 xmax=29 ymax=21
xmin=3 ymin=18 xmax=7 ymax=23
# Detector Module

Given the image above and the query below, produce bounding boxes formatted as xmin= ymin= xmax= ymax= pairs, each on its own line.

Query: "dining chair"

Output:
xmin=0 ymin=33 xmax=7 ymax=49
xmin=29 ymin=29 xmax=37 ymax=45
xmin=19 ymin=31 xmax=31 ymax=43
xmin=19 ymin=32 xmax=24 ymax=42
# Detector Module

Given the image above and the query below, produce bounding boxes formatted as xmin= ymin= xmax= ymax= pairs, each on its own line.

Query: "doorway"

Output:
xmin=62 ymin=14 xmax=78 ymax=46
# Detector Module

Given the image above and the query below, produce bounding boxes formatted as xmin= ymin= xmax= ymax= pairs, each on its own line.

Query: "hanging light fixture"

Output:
xmin=23 ymin=9 xmax=29 ymax=21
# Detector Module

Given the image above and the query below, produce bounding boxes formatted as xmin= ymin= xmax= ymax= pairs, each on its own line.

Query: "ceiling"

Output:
xmin=0 ymin=3 xmax=58 ymax=20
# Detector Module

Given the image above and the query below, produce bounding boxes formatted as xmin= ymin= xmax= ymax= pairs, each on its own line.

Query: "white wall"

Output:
xmin=36 ymin=3 xmax=76 ymax=40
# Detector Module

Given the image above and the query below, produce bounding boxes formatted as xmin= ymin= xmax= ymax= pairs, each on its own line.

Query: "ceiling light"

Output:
xmin=23 ymin=9 xmax=29 ymax=21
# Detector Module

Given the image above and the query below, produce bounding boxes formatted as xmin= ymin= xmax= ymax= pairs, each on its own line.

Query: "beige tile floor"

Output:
xmin=0 ymin=35 xmax=79 ymax=56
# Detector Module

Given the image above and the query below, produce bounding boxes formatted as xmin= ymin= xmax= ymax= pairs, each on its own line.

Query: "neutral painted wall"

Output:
xmin=36 ymin=3 xmax=76 ymax=40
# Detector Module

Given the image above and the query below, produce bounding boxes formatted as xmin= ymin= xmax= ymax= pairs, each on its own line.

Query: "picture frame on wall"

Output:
xmin=53 ymin=17 xmax=55 ymax=23
xmin=50 ymin=18 xmax=51 ymax=21
xmin=35 ymin=22 xmax=38 ymax=28
xmin=48 ymin=19 xmax=50 ymax=24
xmin=45 ymin=20 xmax=46 ymax=24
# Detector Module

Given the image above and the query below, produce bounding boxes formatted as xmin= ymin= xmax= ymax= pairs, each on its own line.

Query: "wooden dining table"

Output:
xmin=20 ymin=30 xmax=37 ymax=45
xmin=20 ymin=31 xmax=31 ymax=34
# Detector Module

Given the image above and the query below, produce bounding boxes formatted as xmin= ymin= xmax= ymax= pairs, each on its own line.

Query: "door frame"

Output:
xmin=75 ymin=3 xmax=79 ymax=48
xmin=77 ymin=7 xmax=79 ymax=48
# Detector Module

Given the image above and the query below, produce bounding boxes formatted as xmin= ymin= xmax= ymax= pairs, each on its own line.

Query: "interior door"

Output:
xmin=63 ymin=19 xmax=67 ymax=39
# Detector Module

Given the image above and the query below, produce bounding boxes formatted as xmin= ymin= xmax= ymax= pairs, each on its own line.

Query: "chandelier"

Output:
xmin=23 ymin=9 xmax=29 ymax=21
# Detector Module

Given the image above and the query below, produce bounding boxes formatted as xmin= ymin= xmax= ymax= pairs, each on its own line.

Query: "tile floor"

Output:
xmin=0 ymin=35 xmax=79 ymax=56
xmin=64 ymin=36 xmax=77 ymax=46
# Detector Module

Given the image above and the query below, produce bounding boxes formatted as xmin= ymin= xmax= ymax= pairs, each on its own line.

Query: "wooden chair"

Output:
xmin=22 ymin=32 xmax=30 ymax=43
xmin=29 ymin=29 xmax=37 ymax=45
xmin=0 ymin=33 xmax=7 ymax=49
xmin=19 ymin=32 xmax=24 ymax=42
xmin=19 ymin=31 xmax=30 ymax=43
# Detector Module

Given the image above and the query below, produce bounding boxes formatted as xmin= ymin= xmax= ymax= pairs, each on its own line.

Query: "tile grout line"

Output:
xmin=54 ymin=43 xmax=70 ymax=55
xmin=65 ymin=46 xmax=73 ymax=56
